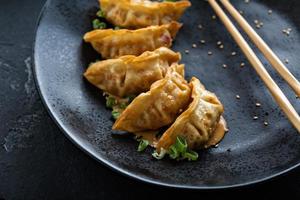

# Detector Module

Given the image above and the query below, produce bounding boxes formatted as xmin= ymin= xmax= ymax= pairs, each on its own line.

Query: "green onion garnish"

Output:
xmin=167 ymin=137 xmax=198 ymax=161
xmin=137 ymin=139 xmax=149 ymax=152
xmin=183 ymin=150 xmax=199 ymax=161
xmin=96 ymin=10 xmax=105 ymax=18
xmin=92 ymin=19 xmax=107 ymax=29
xmin=106 ymin=96 xmax=116 ymax=108
xmin=152 ymin=149 xmax=167 ymax=160
xmin=168 ymin=145 xmax=179 ymax=159
xmin=119 ymin=102 xmax=128 ymax=110
xmin=112 ymin=111 xmax=120 ymax=120
xmin=168 ymin=136 xmax=187 ymax=160
xmin=174 ymin=137 xmax=187 ymax=154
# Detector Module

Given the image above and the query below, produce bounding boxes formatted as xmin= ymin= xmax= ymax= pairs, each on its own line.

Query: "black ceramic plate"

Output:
xmin=33 ymin=0 xmax=300 ymax=189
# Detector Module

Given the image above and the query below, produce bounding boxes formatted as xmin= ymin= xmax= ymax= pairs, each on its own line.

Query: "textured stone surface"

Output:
xmin=1 ymin=0 xmax=300 ymax=199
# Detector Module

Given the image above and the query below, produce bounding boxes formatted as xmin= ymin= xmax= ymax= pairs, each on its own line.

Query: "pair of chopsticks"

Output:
xmin=208 ymin=0 xmax=300 ymax=133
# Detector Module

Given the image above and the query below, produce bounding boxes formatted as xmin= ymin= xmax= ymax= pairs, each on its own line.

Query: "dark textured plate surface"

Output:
xmin=33 ymin=0 xmax=300 ymax=189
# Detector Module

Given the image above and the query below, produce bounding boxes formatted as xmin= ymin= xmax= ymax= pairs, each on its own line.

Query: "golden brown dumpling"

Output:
xmin=113 ymin=64 xmax=191 ymax=132
xmin=84 ymin=47 xmax=181 ymax=97
xmin=83 ymin=22 xmax=182 ymax=59
xmin=156 ymin=77 xmax=224 ymax=151
xmin=99 ymin=0 xmax=191 ymax=28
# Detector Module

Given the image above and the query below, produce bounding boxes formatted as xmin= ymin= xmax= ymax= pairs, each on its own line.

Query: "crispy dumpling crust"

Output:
xmin=83 ymin=22 xmax=182 ymax=59
xmin=156 ymin=77 xmax=224 ymax=151
xmin=99 ymin=0 xmax=191 ymax=28
xmin=84 ymin=47 xmax=181 ymax=97
xmin=113 ymin=64 xmax=191 ymax=132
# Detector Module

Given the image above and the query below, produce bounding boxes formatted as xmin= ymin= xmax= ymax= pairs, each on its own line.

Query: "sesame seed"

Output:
xmin=255 ymin=103 xmax=261 ymax=107
xmin=245 ymin=0 xmax=250 ymax=3
xmin=219 ymin=44 xmax=224 ymax=49
xmin=253 ymin=116 xmax=258 ymax=120
xmin=296 ymin=95 xmax=299 ymax=99
xmin=212 ymin=15 xmax=217 ymax=20
xmin=254 ymin=20 xmax=263 ymax=29
xmin=208 ymin=51 xmax=213 ymax=55
xmin=264 ymin=121 xmax=269 ymax=126
xmin=222 ymin=64 xmax=227 ymax=68
xmin=268 ymin=10 xmax=273 ymax=15
xmin=282 ymin=28 xmax=292 ymax=36
xmin=192 ymin=44 xmax=197 ymax=48
xmin=213 ymin=144 xmax=219 ymax=148
xmin=200 ymin=40 xmax=206 ymax=44
xmin=284 ymin=59 xmax=289 ymax=64
xmin=240 ymin=62 xmax=245 ymax=67
xmin=185 ymin=50 xmax=189 ymax=54
xmin=217 ymin=41 xmax=222 ymax=45
xmin=236 ymin=95 xmax=240 ymax=99
xmin=239 ymin=10 xmax=244 ymax=15
xmin=198 ymin=24 xmax=203 ymax=29
xmin=231 ymin=51 xmax=237 ymax=56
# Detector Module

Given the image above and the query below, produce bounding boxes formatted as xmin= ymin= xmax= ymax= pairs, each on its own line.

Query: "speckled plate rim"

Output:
xmin=32 ymin=0 xmax=300 ymax=190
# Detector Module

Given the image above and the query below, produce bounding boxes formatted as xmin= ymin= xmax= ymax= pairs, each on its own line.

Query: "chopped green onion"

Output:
xmin=137 ymin=139 xmax=149 ymax=152
xmin=167 ymin=136 xmax=187 ymax=160
xmin=119 ymin=102 xmax=128 ymax=109
xmin=112 ymin=111 xmax=120 ymax=120
xmin=167 ymin=136 xmax=199 ymax=161
xmin=98 ymin=22 xmax=107 ymax=29
xmin=152 ymin=149 xmax=167 ymax=160
xmin=164 ymin=0 xmax=176 ymax=2
xmin=174 ymin=137 xmax=187 ymax=154
xmin=92 ymin=19 xmax=107 ymax=29
xmin=183 ymin=150 xmax=198 ymax=161
xmin=114 ymin=26 xmax=121 ymax=30
xmin=168 ymin=145 xmax=179 ymax=159
xmin=96 ymin=10 xmax=105 ymax=18
xmin=106 ymin=96 xmax=116 ymax=108
xmin=92 ymin=19 xmax=100 ymax=29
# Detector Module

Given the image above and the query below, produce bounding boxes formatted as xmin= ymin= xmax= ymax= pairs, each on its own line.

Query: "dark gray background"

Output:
xmin=1 ymin=0 xmax=300 ymax=199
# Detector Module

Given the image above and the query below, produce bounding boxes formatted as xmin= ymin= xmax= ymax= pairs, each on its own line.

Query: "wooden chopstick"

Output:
xmin=220 ymin=0 xmax=300 ymax=97
xmin=208 ymin=0 xmax=300 ymax=133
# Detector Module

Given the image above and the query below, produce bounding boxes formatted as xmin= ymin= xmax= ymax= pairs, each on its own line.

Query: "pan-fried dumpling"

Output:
xmin=99 ymin=0 xmax=191 ymax=28
xmin=84 ymin=22 xmax=182 ymax=59
xmin=156 ymin=77 xmax=224 ymax=151
xmin=113 ymin=64 xmax=191 ymax=132
xmin=84 ymin=47 xmax=181 ymax=97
